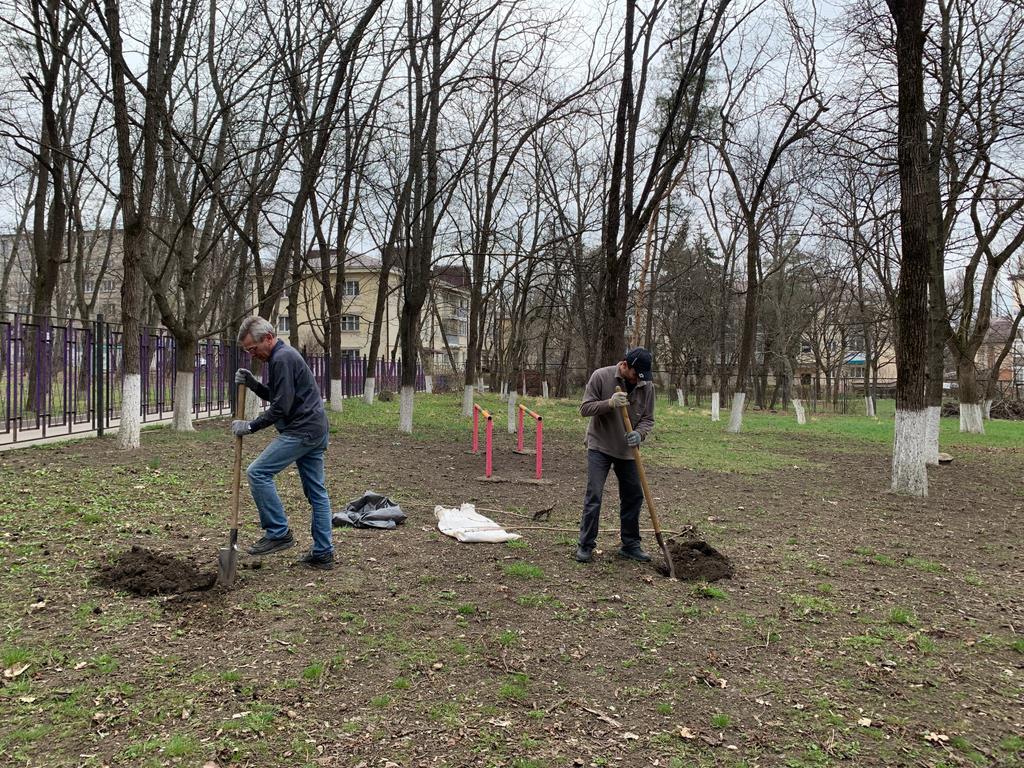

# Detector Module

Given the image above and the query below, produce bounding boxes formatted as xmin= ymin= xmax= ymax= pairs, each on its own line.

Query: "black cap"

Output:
xmin=624 ymin=347 xmax=652 ymax=381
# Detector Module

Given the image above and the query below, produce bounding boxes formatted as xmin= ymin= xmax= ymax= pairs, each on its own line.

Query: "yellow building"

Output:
xmin=279 ymin=251 xmax=469 ymax=371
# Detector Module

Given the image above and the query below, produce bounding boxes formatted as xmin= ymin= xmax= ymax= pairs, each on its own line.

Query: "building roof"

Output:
xmin=984 ymin=316 xmax=1022 ymax=345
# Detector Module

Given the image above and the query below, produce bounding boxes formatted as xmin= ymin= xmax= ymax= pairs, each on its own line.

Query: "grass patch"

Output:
xmin=503 ymin=562 xmax=544 ymax=580
xmin=693 ymin=583 xmax=727 ymax=600
xmin=791 ymin=594 xmax=837 ymax=615
xmin=887 ymin=607 xmax=916 ymax=627
xmin=498 ymin=672 xmax=530 ymax=700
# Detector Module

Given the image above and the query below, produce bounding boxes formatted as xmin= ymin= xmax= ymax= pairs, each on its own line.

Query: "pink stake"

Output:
xmin=516 ymin=405 xmax=525 ymax=452
xmin=472 ymin=406 xmax=479 ymax=453
xmin=485 ymin=416 xmax=493 ymax=477
xmin=535 ymin=417 xmax=543 ymax=479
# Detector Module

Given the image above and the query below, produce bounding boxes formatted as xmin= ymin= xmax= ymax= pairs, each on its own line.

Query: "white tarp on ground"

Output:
xmin=434 ymin=503 xmax=521 ymax=543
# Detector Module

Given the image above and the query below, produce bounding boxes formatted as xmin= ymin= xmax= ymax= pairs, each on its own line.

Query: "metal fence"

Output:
xmin=0 ymin=312 xmax=424 ymax=447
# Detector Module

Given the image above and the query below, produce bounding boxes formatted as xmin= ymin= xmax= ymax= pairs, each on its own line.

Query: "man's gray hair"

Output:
xmin=237 ymin=316 xmax=275 ymax=344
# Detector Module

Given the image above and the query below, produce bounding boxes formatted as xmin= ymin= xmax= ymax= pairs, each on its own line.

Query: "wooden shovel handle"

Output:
xmin=615 ymin=386 xmax=676 ymax=579
xmin=230 ymin=384 xmax=246 ymax=530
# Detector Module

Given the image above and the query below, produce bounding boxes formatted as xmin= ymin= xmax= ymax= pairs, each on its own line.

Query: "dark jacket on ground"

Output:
xmin=579 ymin=365 xmax=655 ymax=460
xmin=247 ymin=340 xmax=329 ymax=438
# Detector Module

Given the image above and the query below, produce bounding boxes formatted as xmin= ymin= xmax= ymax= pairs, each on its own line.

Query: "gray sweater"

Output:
xmin=248 ymin=340 xmax=329 ymax=439
xmin=579 ymin=365 xmax=655 ymax=460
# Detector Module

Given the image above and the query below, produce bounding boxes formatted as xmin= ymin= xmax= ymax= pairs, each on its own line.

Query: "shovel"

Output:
xmin=217 ymin=383 xmax=247 ymax=587
xmin=616 ymin=386 xmax=676 ymax=579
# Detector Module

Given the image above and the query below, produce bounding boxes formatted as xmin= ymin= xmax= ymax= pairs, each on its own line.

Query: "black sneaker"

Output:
xmin=297 ymin=551 xmax=334 ymax=571
xmin=247 ymin=531 xmax=295 ymax=556
xmin=618 ymin=546 xmax=652 ymax=562
xmin=575 ymin=546 xmax=593 ymax=563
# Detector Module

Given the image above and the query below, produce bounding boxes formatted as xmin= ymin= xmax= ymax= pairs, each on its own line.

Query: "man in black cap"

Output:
xmin=575 ymin=347 xmax=656 ymax=563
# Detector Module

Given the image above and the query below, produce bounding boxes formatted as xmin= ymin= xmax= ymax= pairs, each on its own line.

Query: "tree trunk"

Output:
xmin=957 ymin=358 xmax=984 ymax=434
xmin=887 ymin=0 xmax=931 ymax=496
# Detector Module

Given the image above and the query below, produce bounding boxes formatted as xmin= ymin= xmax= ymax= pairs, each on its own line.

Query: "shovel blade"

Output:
xmin=216 ymin=529 xmax=239 ymax=587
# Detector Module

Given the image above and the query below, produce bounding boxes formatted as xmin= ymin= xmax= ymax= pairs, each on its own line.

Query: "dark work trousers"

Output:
xmin=578 ymin=449 xmax=644 ymax=551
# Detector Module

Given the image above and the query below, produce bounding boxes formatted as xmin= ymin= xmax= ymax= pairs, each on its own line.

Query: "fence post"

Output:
xmin=95 ymin=313 xmax=105 ymax=437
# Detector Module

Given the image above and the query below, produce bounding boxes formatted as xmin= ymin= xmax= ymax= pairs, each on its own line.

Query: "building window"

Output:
xmin=344 ymin=280 xmax=360 ymax=297
xmin=102 ymin=279 xmax=115 ymax=292
xmin=341 ymin=314 xmax=360 ymax=332
xmin=278 ymin=315 xmax=290 ymax=333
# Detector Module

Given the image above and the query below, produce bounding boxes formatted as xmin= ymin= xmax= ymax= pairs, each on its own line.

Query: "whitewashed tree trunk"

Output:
xmin=959 ymin=402 xmax=984 ymax=434
xmin=925 ymin=405 xmax=940 ymax=466
xmin=726 ymin=392 xmax=745 ymax=433
xmin=476 ymin=377 xmax=484 ymax=392
xmin=864 ymin=396 xmax=875 ymax=417
xmin=891 ymin=408 xmax=928 ymax=496
xmin=711 ymin=392 xmax=720 ymax=421
xmin=983 ymin=399 xmax=993 ymax=420
xmin=244 ymin=388 xmax=260 ymax=420
xmin=793 ymin=398 xmax=806 ymax=425
xmin=424 ymin=374 xmax=433 ymax=394
xmin=498 ymin=381 xmax=507 ymax=400
xmin=172 ymin=371 xmax=195 ymax=431
xmin=676 ymin=388 xmax=684 ymax=406
xmin=462 ymin=384 xmax=474 ymax=417
xmin=330 ymin=379 xmax=344 ymax=412
xmin=363 ymin=377 xmax=376 ymax=405
xmin=541 ymin=381 xmax=548 ymax=399
xmin=507 ymin=392 xmax=517 ymax=434
xmin=399 ymin=385 xmax=414 ymax=433
xmin=117 ymin=374 xmax=141 ymax=449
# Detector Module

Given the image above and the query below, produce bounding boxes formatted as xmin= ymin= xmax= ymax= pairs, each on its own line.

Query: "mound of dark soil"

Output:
xmin=95 ymin=545 xmax=217 ymax=596
xmin=656 ymin=539 xmax=734 ymax=581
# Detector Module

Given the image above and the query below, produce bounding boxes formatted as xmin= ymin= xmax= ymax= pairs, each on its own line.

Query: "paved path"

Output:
xmin=0 ymin=406 xmax=235 ymax=452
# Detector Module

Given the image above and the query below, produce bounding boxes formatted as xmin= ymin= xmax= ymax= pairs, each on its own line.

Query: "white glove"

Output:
xmin=235 ymin=368 xmax=257 ymax=388
xmin=608 ymin=391 xmax=628 ymax=409
xmin=625 ymin=430 xmax=641 ymax=447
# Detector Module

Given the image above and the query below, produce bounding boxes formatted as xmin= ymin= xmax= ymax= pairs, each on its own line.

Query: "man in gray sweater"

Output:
xmin=232 ymin=317 xmax=334 ymax=570
xmin=575 ymin=347 xmax=655 ymax=563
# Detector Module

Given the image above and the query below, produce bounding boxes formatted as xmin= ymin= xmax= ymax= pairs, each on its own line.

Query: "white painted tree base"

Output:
xmin=462 ymin=384 xmax=474 ymax=417
xmin=541 ymin=381 xmax=548 ymax=399
xmin=726 ymin=392 xmax=745 ymax=433
xmin=245 ymin=389 xmax=260 ymax=420
xmin=363 ymin=377 xmax=376 ymax=405
xmin=117 ymin=374 xmax=142 ymax=449
xmin=172 ymin=371 xmax=195 ymax=431
xmin=891 ymin=408 xmax=928 ymax=496
xmin=959 ymin=402 xmax=984 ymax=434
xmin=983 ymin=399 xmax=992 ymax=420
xmin=865 ymin=396 xmax=875 ymax=418
xmin=508 ymin=392 xmax=517 ymax=433
xmin=676 ymin=388 xmax=684 ymax=406
xmin=499 ymin=381 xmax=508 ymax=401
xmin=330 ymin=379 xmax=344 ymax=412
xmin=711 ymin=392 xmax=720 ymax=422
xmin=925 ymin=406 xmax=940 ymax=466
xmin=399 ymin=386 xmax=414 ymax=433
xmin=424 ymin=375 xmax=433 ymax=394
xmin=793 ymin=398 xmax=806 ymax=425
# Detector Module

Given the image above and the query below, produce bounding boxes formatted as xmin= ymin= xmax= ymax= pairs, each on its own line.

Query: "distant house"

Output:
xmin=279 ymin=250 xmax=469 ymax=370
xmin=976 ymin=316 xmax=1024 ymax=384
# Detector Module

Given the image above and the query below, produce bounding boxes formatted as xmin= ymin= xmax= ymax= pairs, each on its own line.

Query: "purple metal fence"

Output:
xmin=1 ymin=313 xmax=427 ymax=446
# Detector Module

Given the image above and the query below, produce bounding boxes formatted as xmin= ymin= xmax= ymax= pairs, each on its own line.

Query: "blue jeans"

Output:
xmin=578 ymin=449 xmax=644 ymax=551
xmin=247 ymin=432 xmax=333 ymax=557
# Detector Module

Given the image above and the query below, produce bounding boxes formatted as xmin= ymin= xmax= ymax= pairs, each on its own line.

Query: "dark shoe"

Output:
xmin=247 ymin=531 xmax=295 ymax=556
xmin=297 ymin=550 xmax=334 ymax=571
xmin=618 ymin=546 xmax=652 ymax=562
xmin=575 ymin=546 xmax=593 ymax=563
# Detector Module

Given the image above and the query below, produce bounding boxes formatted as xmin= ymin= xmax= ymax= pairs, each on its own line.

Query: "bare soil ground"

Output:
xmin=0 ymin=406 xmax=1021 ymax=768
